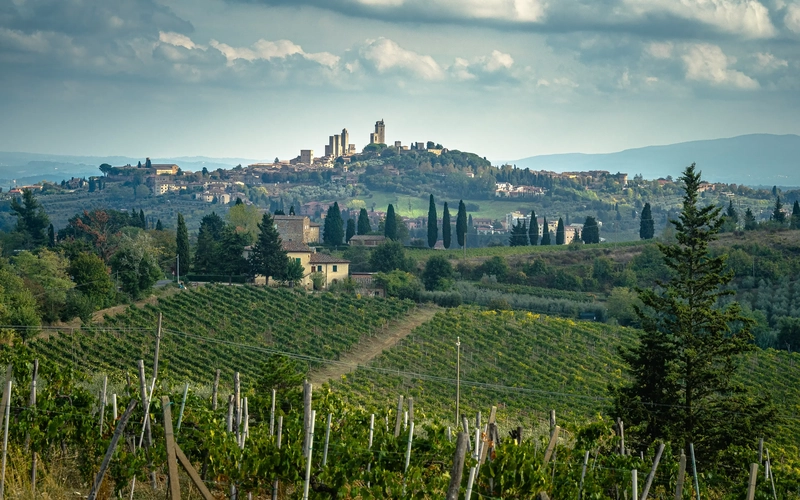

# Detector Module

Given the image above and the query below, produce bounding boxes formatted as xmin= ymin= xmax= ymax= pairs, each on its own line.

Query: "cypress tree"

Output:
xmin=529 ymin=210 xmax=539 ymax=245
xmin=249 ymin=212 xmax=287 ymax=284
xmin=385 ymin=204 xmax=398 ymax=240
xmin=613 ymin=163 xmax=776 ymax=465
xmin=139 ymin=209 xmax=146 ymax=228
xmin=357 ymin=208 xmax=372 ymax=235
xmin=176 ymin=213 xmax=190 ymax=278
xmin=155 ymin=219 xmax=163 ymax=231
xmin=47 ymin=223 xmax=55 ymax=247
xmin=541 ymin=217 xmax=551 ymax=245
xmin=581 ymin=216 xmax=600 ymax=244
xmin=772 ymin=196 xmax=786 ymax=223
xmin=555 ymin=217 xmax=565 ymax=245
xmin=509 ymin=220 xmax=528 ymax=246
xmin=744 ymin=208 xmax=757 ymax=230
xmin=442 ymin=202 xmax=452 ymax=249
xmin=640 ymin=202 xmax=654 ymax=240
xmin=427 ymin=194 xmax=438 ymax=248
xmin=194 ymin=212 xmax=225 ymax=273
xmin=324 ymin=202 xmax=344 ymax=247
xmin=346 ymin=218 xmax=356 ymax=243
xmin=791 ymin=200 xmax=800 ymax=229
xmin=726 ymin=200 xmax=738 ymax=223
xmin=456 ymin=200 xmax=467 ymax=248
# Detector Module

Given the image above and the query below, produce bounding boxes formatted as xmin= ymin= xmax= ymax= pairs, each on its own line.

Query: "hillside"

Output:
xmin=511 ymin=134 xmax=800 ymax=186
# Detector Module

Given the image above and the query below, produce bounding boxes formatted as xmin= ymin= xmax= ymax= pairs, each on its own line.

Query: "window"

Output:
xmin=333 ymin=265 xmax=338 ymax=272
xmin=317 ymin=265 xmax=322 ymax=272
xmin=295 ymin=258 xmax=301 ymax=264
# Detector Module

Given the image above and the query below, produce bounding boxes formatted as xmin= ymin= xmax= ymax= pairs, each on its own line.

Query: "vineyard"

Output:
xmin=28 ymin=285 xmax=415 ymax=383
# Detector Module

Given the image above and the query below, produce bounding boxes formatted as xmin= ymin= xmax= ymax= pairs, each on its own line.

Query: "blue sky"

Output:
xmin=1 ymin=0 xmax=798 ymax=162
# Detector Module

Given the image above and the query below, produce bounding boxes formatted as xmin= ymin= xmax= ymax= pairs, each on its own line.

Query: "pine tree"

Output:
xmin=427 ymin=194 xmax=438 ymax=248
xmin=357 ymin=208 xmax=371 ymax=235
xmin=249 ymin=212 xmax=287 ymax=284
xmin=346 ymin=218 xmax=356 ymax=243
xmin=772 ymin=196 xmax=786 ymax=223
xmin=529 ymin=210 xmax=539 ymax=245
xmin=726 ymin=200 xmax=738 ymax=223
xmin=47 ymin=223 xmax=55 ymax=247
xmin=791 ymin=200 xmax=800 ymax=229
xmin=384 ymin=204 xmax=398 ymax=240
xmin=744 ymin=208 xmax=757 ymax=230
xmin=581 ymin=216 xmax=600 ymax=244
xmin=639 ymin=202 xmax=654 ymax=240
xmin=324 ymin=202 xmax=344 ymax=247
xmin=456 ymin=200 xmax=467 ymax=248
xmin=155 ymin=219 xmax=163 ymax=231
xmin=176 ymin=213 xmax=190 ymax=278
xmin=509 ymin=220 xmax=528 ymax=246
xmin=139 ymin=209 xmax=146 ymax=229
xmin=289 ymin=205 xmax=295 ymax=215
xmin=442 ymin=202 xmax=452 ymax=249
xmin=541 ymin=217 xmax=551 ymax=245
xmin=612 ymin=164 xmax=776 ymax=466
xmin=194 ymin=212 xmax=225 ymax=273
xmin=555 ymin=217 xmax=565 ymax=245
xmin=10 ymin=189 xmax=50 ymax=248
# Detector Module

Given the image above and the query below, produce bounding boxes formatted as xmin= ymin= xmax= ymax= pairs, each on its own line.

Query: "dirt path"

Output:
xmin=309 ymin=305 xmax=440 ymax=385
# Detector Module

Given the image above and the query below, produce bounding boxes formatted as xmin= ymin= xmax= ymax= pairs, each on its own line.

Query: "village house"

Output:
xmin=274 ymin=215 xmax=320 ymax=244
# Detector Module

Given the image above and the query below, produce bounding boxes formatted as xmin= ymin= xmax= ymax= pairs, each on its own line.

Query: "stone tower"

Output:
xmin=341 ymin=128 xmax=349 ymax=154
xmin=375 ymin=119 xmax=385 ymax=144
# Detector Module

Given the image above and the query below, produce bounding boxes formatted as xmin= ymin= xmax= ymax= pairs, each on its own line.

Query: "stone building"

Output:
xmin=369 ymin=119 xmax=385 ymax=144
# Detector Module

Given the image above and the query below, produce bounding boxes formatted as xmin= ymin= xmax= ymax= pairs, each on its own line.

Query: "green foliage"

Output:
xmin=541 ymin=217 xmax=551 ymax=245
xmin=456 ymin=200 xmax=467 ymax=248
xmin=13 ymin=249 xmax=74 ymax=322
xmin=324 ymin=202 xmax=345 ymax=247
xmin=357 ymin=207 xmax=372 ymax=235
xmin=509 ymin=220 xmax=528 ymax=247
xmin=0 ymin=262 xmax=40 ymax=339
xmin=529 ymin=209 xmax=539 ymax=245
xmin=581 ymin=216 xmax=600 ymax=244
xmin=10 ymin=189 xmax=50 ymax=249
xmin=427 ymin=194 xmax=438 ymax=248
xmin=369 ymin=241 xmax=412 ymax=273
xmin=478 ymin=256 xmax=509 ymax=281
xmin=384 ymin=204 xmax=398 ymax=240
xmin=249 ymin=212 xmax=287 ymax=283
xmin=421 ymin=255 xmax=454 ymax=291
xmin=772 ymin=196 xmax=786 ymax=224
xmin=556 ymin=217 xmax=565 ymax=245
xmin=219 ymin=225 xmax=250 ymax=278
xmin=226 ymin=202 xmax=262 ymax=244
xmin=194 ymin=212 xmax=225 ymax=273
xmin=639 ymin=202 xmax=654 ymax=239
xmin=345 ymin=218 xmax=356 ymax=243
xmin=613 ymin=164 xmax=777 ymax=468
xmin=606 ymin=287 xmax=640 ymax=326
xmin=744 ymin=208 xmax=757 ymax=230
xmin=175 ymin=213 xmax=190 ymax=278
xmin=374 ymin=270 xmax=422 ymax=301
xmin=442 ymin=202 xmax=452 ymax=249
xmin=791 ymin=200 xmax=800 ymax=229
xmin=109 ymin=232 xmax=162 ymax=299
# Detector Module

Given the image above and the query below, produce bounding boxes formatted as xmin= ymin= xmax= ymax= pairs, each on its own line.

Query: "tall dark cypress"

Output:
xmin=249 ymin=212 xmax=287 ymax=284
xmin=385 ymin=204 xmax=398 ymax=240
xmin=139 ymin=209 xmax=146 ymax=229
xmin=456 ymin=200 xmax=467 ymax=248
xmin=324 ymin=202 xmax=345 ymax=247
xmin=442 ymin=202 xmax=452 ymax=249
xmin=541 ymin=217 xmax=551 ymax=245
xmin=346 ymin=218 xmax=356 ymax=243
xmin=357 ymin=208 xmax=372 ymax=235
xmin=427 ymin=194 xmax=438 ymax=248
xmin=556 ymin=217 xmax=565 ymax=245
xmin=640 ymin=202 xmax=654 ymax=240
xmin=176 ymin=213 xmax=190 ymax=278
xmin=529 ymin=210 xmax=538 ymax=245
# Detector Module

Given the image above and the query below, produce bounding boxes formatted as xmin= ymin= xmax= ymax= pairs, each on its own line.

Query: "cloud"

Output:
xmin=755 ymin=52 xmax=788 ymax=71
xmin=786 ymin=3 xmax=800 ymax=32
xmin=682 ymin=43 xmax=759 ymax=89
xmin=159 ymin=32 xmax=199 ymax=50
xmin=356 ymin=38 xmax=445 ymax=80
xmin=647 ymin=42 xmax=673 ymax=59
xmin=208 ymin=38 xmax=339 ymax=67
xmin=624 ymin=0 xmax=777 ymax=38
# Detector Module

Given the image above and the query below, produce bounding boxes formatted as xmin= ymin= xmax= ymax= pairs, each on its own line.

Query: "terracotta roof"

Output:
xmin=309 ymin=253 xmax=350 ymax=264
xmin=282 ymin=241 xmax=312 ymax=252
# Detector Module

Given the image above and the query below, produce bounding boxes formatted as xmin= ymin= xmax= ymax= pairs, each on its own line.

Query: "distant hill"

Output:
xmin=510 ymin=134 xmax=800 ymax=187
xmin=0 ymin=152 xmax=262 ymax=189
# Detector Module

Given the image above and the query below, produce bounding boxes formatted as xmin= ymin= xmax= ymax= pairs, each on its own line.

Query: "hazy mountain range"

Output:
xmin=510 ymin=134 xmax=800 ymax=187
xmin=2 ymin=134 xmax=799 ymax=189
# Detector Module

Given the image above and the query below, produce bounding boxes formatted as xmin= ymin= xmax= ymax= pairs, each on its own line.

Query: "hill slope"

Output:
xmin=511 ymin=134 xmax=800 ymax=186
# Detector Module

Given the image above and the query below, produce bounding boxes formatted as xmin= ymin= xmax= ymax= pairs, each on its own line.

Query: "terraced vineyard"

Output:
xmin=30 ymin=285 xmax=415 ymax=383
xmin=335 ymin=307 xmax=800 ymax=435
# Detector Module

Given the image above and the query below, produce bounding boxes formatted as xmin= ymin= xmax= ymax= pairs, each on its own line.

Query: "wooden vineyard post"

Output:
xmin=579 ymin=450 xmax=590 ymax=500
xmin=758 ymin=437 xmax=764 ymax=464
xmin=550 ymin=409 xmax=556 ymax=433
xmin=766 ymin=449 xmax=777 ymax=500
xmin=474 ymin=428 xmax=480 ymax=460
xmin=675 ymin=450 xmax=686 ymax=500
xmin=408 ymin=397 xmax=414 ymax=425
xmin=234 ymin=372 xmax=241 ymax=442
xmin=303 ymin=381 xmax=312 ymax=456
xmin=543 ymin=426 xmax=560 ymax=465
xmin=174 ymin=445 xmax=215 ymax=500
xmin=617 ymin=418 xmax=625 ymax=455
xmin=212 ymin=369 xmax=220 ymax=411
xmin=153 ymin=313 xmax=163 ymax=380
xmin=446 ymin=432 xmax=468 ymax=500
xmin=402 ymin=422 xmax=415 ymax=496
xmin=87 ymin=399 xmax=138 ymax=500
xmin=461 ymin=415 xmax=472 ymax=453
xmin=394 ymin=395 xmax=404 ymax=437
xmin=746 ymin=463 xmax=758 ymax=500
xmin=302 ymin=410 xmax=316 ymax=500
xmin=456 ymin=337 xmax=461 ymax=429
xmin=0 ymin=378 xmax=12 ymax=500
xmin=161 ymin=396 xmax=181 ymax=500
xmin=112 ymin=394 xmax=118 ymax=421
xmin=272 ymin=416 xmax=283 ymax=500
xmin=640 ymin=443 xmax=664 ymax=500
xmin=479 ymin=406 xmax=497 ymax=465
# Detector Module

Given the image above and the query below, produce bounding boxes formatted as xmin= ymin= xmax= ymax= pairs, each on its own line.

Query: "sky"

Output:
xmin=1 ymin=0 xmax=799 ymax=163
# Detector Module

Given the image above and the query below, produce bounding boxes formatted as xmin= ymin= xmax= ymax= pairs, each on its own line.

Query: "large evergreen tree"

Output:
xmin=346 ymin=218 xmax=356 ymax=243
xmin=541 ymin=217 xmax=551 ymax=245
xmin=219 ymin=226 xmax=249 ymax=280
xmin=323 ymin=202 xmax=344 ymax=247
xmin=194 ymin=212 xmax=225 ymax=273
xmin=442 ymin=202 xmax=452 ymax=249
xmin=555 ymin=217 xmax=565 ymax=245
xmin=509 ymin=220 xmax=528 ymax=246
xmin=10 ymin=189 xmax=50 ymax=248
xmin=639 ymin=202 xmax=654 ymax=240
xmin=384 ymin=204 xmax=398 ymax=240
xmin=357 ymin=208 xmax=372 ymax=235
xmin=612 ymin=164 xmax=776 ymax=467
xmin=456 ymin=200 xmax=467 ymax=248
xmin=427 ymin=194 xmax=438 ymax=248
xmin=772 ymin=196 xmax=786 ymax=223
xmin=726 ymin=200 xmax=738 ymax=223
xmin=581 ymin=216 xmax=600 ymax=244
xmin=529 ymin=210 xmax=538 ymax=245
xmin=744 ymin=208 xmax=757 ymax=230
xmin=249 ymin=212 xmax=287 ymax=284
xmin=176 ymin=213 xmax=190 ymax=279
xmin=791 ymin=200 xmax=800 ymax=229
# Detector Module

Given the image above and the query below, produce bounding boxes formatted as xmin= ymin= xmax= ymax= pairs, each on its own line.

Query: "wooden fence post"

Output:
xmin=99 ymin=375 xmax=107 ymax=435
xmin=0 ymin=378 xmax=12 ymax=500
xmin=272 ymin=416 xmax=283 ymax=500
xmin=640 ymin=443 xmax=665 ymax=500
xmin=162 ymin=396 xmax=181 ymax=500
xmin=302 ymin=410 xmax=316 ymax=500
xmin=674 ymin=450 xmax=686 ymax=500
xmin=394 ymin=395 xmax=404 ymax=437
xmin=543 ymin=426 xmax=560 ymax=465
xmin=87 ymin=400 xmax=138 ymax=500
xmin=212 ymin=369 xmax=220 ymax=411
xmin=28 ymin=360 xmax=39 ymax=495
xmin=323 ymin=413 xmax=332 ymax=467
xmin=446 ymin=432 xmax=468 ymax=500
xmin=746 ymin=463 xmax=758 ymax=500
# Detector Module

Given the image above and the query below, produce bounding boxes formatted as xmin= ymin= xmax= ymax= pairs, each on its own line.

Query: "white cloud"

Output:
xmin=351 ymin=0 xmax=547 ymax=23
xmin=682 ymin=43 xmax=759 ymax=89
xmin=358 ymin=38 xmax=445 ymax=80
xmin=159 ymin=31 xmax=199 ymax=50
xmin=0 ymin=28 xmax=52 ymax=53
xmin=485 ymin=50 xmax=514 ymax=71
xmin=624 ymin=0 xmax=777 ymax=38
xmin=208 ymin=38 xmax=339 ymax=67
xmin=647 ymin=42 xmax=673 ymax=59
xmin=786 ymin=3 xmax=800 ymax=32
xmin=755 ymin=52 xmax=788 ymax=70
